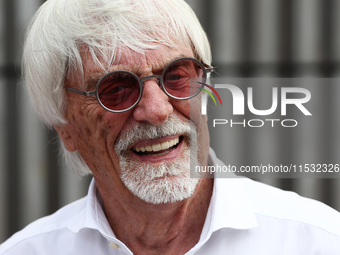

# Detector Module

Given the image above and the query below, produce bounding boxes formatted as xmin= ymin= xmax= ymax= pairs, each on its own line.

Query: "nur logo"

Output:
xmin=199 ymin=83 xmax=312 ymax=116
xmin=197 ymin=82 xmax=223 ymax=111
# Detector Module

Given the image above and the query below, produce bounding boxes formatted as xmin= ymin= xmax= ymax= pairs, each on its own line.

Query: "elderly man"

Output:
xmin=1 ymin=0 xmax=340 ymax=254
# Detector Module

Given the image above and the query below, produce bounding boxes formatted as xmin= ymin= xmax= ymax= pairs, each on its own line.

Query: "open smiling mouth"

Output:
xmin=131 ymin=136 xmax=182 ymax=157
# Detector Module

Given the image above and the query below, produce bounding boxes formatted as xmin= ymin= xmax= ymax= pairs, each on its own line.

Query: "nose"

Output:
xmin=132 ymin=78 xmax=173 ymax=125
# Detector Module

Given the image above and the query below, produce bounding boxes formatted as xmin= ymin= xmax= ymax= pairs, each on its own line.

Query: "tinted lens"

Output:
xmin=163 ymin=59 xmax=205 ymax=99
xmin=98 ymin=71 xmax=141 ymax=111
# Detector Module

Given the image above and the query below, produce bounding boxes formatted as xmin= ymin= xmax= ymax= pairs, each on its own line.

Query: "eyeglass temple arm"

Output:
xmin=66 ymin=87 xmax=96 ymax=97
xmin=205 ymin=67 xmax=214 ymax=73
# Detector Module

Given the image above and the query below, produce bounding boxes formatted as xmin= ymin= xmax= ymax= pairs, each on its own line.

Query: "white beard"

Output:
xmin=114 ymin=116 xmax=200 ymax=204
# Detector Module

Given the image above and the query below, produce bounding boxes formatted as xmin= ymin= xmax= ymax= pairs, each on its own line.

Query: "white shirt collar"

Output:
xmin=67 ymin=180 xmax=134 ymax=254
xmin=67 ymin=179 xmax=112 ymax=235
xmin=195 ymin=148 xmax=258 ymax=251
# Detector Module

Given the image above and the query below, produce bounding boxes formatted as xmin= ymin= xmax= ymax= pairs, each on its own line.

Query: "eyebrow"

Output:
xmin=84 ymin=54 xmax=194 ymax=90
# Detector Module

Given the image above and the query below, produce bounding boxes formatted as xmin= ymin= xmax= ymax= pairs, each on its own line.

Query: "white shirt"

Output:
xmin=1 ymin=148 xmax=340 ymax=254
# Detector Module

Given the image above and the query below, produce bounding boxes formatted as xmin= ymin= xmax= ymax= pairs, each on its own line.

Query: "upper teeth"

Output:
xmin=133 ymin=137 xmax=180 ymax=152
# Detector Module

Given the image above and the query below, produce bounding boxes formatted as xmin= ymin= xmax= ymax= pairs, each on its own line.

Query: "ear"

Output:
xmin=54 ymin=125 xmax=77 ymax=152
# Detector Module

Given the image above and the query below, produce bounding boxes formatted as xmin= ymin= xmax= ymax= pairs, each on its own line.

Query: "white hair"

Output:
xmin=23 ymin=0 xmax=212 ymax=175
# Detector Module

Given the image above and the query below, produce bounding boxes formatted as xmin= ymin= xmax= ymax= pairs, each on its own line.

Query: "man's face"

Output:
xmin=58 ymin=43 xmax=210 ymax=204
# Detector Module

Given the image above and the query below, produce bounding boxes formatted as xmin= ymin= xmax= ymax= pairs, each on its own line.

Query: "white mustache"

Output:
xmin=114 ymin=116 xmax=193 ymax=153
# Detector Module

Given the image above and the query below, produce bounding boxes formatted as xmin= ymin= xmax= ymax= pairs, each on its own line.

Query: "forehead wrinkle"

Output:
xmin=84 ymin=64 xmax=143 ymax=91
xmin=139 ymin=53 xmax=196 ymax=76
xmin=108 ymin=64 xmax=145 ymax=76
xmin=84 ymin=52 xmax=194 ymax=90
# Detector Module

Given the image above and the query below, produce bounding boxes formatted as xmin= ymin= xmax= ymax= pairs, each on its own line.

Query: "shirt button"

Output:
xmin=109 ymin=242 xmax=119 ymax=250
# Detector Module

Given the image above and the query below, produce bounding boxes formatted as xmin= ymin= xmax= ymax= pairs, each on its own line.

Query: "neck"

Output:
xmin=98 ymin=178 xmax=214 ymax=255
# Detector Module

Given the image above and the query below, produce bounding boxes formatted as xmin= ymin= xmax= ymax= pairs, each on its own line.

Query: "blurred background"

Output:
xmin=1 ymin=0 xmax=340 ymax=243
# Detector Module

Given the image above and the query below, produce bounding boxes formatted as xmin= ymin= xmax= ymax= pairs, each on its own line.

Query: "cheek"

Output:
xmin=72 ymin=120 xmax=117 ymax=176
xmin=186 ymin=96 xmax=210 ymax=162
xmin=67 ymin=107 xmax=119 ymax=161
xmin=172 ymin=96 xmax=207 ymax=139
xmin=172 ymin=96 xmax=202 ymax=121
xmin=64 ymin=90 xmax=132 ymax=179
xmin=187 ymin=96 xmax=204 ymax=127
xmin=85 ymin=127 xmax=92 ymax=136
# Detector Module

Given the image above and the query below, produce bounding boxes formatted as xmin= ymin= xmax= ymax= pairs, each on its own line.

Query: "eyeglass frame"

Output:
xmin=65 ymin=57 xmax=214 ymax=113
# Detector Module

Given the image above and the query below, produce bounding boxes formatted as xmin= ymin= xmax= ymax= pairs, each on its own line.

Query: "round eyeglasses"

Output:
xmin=65 ymin=57 xmax=213 ymax=113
